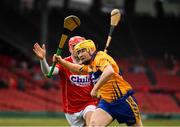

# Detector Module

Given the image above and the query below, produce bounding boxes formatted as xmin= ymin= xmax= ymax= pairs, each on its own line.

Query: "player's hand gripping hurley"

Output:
xmin=104 ymin=9 xmax=121 ymax=53
xmin=47 ymin=15 xmax=81 ymax=78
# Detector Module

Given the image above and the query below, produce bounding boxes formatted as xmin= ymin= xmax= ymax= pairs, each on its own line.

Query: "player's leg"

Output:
xmin=84 ymin=111 xmax=93 ymax=126
xmin=65 ymin=105 xmax=96 ymax=127
xmin=65 ymin=113 xmax=85 ymax=127
xmin=89 ymin=108 xmax=113 ymax=126
xmin=125 ymin=96 xmax=143 ymax=127
xmin=130 ymin=119 xmax=143 ymax=127
xmin=82 ymin=105 xmax=96 ymax=126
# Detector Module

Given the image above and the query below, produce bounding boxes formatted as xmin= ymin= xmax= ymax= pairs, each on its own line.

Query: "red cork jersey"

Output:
xmin=56 ymin=56 xmax=98 ymax=113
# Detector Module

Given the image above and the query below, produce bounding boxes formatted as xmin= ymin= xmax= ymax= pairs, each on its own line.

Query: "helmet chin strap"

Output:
xmin=81 ymin=50 xmax=97 ymax=65
xmin=82 ymin=60 xmax=91 ymax=65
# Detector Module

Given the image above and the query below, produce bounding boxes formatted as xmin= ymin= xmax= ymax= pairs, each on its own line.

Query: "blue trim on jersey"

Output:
xmin=98 ymin=90 xmax=138 ymax=125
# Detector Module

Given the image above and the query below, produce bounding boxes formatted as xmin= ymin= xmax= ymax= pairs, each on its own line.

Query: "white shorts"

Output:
xmin=65 ymin=105 xmax=96 ymax=127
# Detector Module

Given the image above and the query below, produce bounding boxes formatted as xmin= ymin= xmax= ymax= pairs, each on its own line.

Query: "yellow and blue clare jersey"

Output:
xmin=80 ymin=51 xmax=133 ymax=103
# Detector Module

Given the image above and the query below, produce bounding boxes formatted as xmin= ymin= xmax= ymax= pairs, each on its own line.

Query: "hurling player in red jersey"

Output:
xmin=33 ymin=36 xmax=98 ymax=126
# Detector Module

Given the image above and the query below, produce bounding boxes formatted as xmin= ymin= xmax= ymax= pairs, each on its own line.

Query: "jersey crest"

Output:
xmin=90 ymin=70 xmax=102 ymax=85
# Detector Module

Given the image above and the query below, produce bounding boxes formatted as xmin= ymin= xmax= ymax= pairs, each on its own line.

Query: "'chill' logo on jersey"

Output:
xmin=70 ymin=75 xmax=91 ymax=86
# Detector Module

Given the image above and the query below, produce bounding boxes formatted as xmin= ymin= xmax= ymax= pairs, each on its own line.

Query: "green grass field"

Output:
xmin=0 ymin=118 xmax=179 ymax=126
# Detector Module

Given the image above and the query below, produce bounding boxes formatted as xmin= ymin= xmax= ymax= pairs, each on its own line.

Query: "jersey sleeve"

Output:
xmin=96 ymin=56 xmax=111 ymax=72
xmin=56 ymin=56 xmax=72 ymax=73
xmin=79 ymin=65 xmax=89 ymax=74
xmin=55 ymin=64 xmax=64 ymax=75
xmin=56 ymin=64 xmax=63 ymax=71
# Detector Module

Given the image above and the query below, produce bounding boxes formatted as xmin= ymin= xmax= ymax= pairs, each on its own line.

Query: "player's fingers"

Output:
xmin=33 ymin=45 xmax=43 ymax=55
xmin=54 ymin=54 xmax=59 ymax=61
xmin=42 ymin=44 xmax=46 ymax=51
xmin=34 ymin=43 xmax=40 ymax=50
xmin=33 ymin=44 xmax=40 ymax=53
xmin=34 ymin=42 xmax=38 ymax=47
xmin=33 ymin=43 xmax=38 ymax=51
xmin=34 ymin=42 xmax=40 ymax=48
xmin=33 ymin=48 xmax=40 ymax=56
xmin=34 ymin=43 xmax=43 ymax=51
xmin=33 ymin=49 xmax=43 ymax=59
xmin=32 ymin=48 xmax=36 ymax=54
xmin=53 ymin=54 xmax=62 ymax=63
xmin=35 ymin=44 xmax=45 ymax=55
xmin=53 ymin=54 xmax=58 ymax=63
xmin=33 ymin=48 xmax=40 ymax=55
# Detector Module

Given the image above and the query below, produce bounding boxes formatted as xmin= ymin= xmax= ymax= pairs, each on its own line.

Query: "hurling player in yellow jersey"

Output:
xmin=53 ymin=39 xmax=143 ymax=127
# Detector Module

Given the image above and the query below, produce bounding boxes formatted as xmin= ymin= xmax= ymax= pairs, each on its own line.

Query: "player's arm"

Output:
xmin=91 ymin=65 xmax=114 ymax=97
xmin=40 ymin=58 xmax=59 ymax=75
xmin=33 ymin=43 xmax=59 ymax=75
xmin=53 ymin=54 xmax=83 ymax=74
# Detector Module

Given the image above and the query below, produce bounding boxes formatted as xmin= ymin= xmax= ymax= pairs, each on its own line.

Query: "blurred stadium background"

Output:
xmin=0 ymin=0 xmax=180 ymax=126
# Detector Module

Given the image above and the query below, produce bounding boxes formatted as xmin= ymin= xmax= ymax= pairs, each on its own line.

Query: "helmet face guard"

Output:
xmin=74 ymin=40 xmax=96 ymax=55
xmin=74 ymin=40 xmax=96 ymax=64
xmin=68 ymin=36 xmax=85 ymax=53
